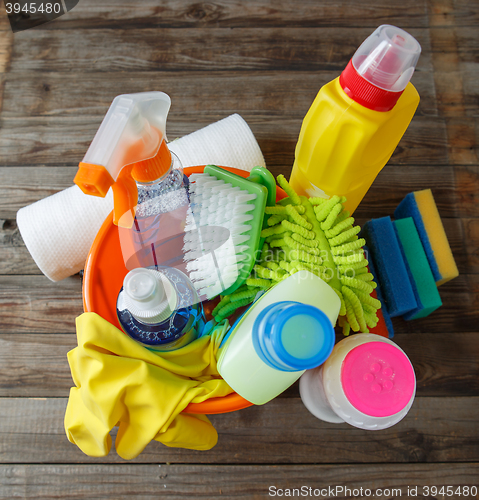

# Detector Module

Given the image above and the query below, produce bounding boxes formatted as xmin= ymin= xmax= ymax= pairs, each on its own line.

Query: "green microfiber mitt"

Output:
xmin=213 ymin=175 xmax=380 ymax=336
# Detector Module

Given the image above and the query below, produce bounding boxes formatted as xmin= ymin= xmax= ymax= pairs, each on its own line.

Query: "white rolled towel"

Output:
xmin=17 ymin=114 xmax=266 ymax=282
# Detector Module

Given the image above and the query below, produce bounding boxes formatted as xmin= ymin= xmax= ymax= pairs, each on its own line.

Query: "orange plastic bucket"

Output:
xmin=83 ymin=166 xmax=285 ymax=414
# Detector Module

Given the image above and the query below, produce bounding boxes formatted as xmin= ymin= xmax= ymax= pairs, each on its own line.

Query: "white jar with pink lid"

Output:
xmin=299 ymin=333 xmax=416 ymax=430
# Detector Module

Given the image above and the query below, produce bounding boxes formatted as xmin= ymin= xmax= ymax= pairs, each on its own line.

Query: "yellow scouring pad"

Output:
xmin=394 ymin=189 xmax=458 ymax=286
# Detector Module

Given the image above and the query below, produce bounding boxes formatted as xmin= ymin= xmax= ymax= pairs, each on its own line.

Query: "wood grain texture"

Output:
xmin=7 ymin=27 xmax=433 ymax=73
xmin=0 ymin=66 xmax=437 ymax=113
xmin=428 ymin=2 xmax=479 ymax=169
xmin=0 ymin=67 xmax=440 ymax=119
xmin=0 ymin=397 xmax=478 ymax=464
xmin=1 ymin=273 xmax=476 ymax=334
xmin=1 ymin=463 xmax=478 ymax=500
xmin=0 ymin=10 xmax=13 ymax=117
xmin=0 ymin=334 xmax=75 ymax=397
xmin=0 ymin=16 xmax=13 ymax=73
xmin=0 ymin=332 xmax=477 ymax=398
xmin=0 ymin=275 xmax=82 ymax=333
xmin=27 ymin=0 xmax=432 ymax=30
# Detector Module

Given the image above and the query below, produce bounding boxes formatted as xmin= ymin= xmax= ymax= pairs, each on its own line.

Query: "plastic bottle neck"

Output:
xmin=131 ymin=139 xmax=173 ymax=183
xmin=339 ymin=60 xmax=404 ymax=112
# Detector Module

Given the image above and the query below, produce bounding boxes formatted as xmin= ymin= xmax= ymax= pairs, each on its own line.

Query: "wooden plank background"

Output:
xmin=0 ymin=0 xmax=478 ymax=498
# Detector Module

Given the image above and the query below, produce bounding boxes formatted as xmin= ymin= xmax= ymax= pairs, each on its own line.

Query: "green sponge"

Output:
xmin=393 ymin=217 xmax=442 ymax=320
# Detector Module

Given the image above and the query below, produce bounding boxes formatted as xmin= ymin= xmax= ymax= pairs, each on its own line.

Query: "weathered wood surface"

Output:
xmin=1 ymin=0 xmax=478 ymax=496
xmin=7 ymin=0 xmax=476 ymax=31
xmin=0 ymin=397 xmax=478 ymax=464
xmin=6 ymin=27 xmax=434 ymax=73
xmin=13 ymin=0 xmax=436 ymax=30
xmin=0 ymin=73 xmax=443 ymax=167
xmin=0 ymin=273 xmax=477 ymax=334
xmin=1 ymin=332 xmax=477 ymax=398
xmin=1 ymin=463 xmax=479 ymax=500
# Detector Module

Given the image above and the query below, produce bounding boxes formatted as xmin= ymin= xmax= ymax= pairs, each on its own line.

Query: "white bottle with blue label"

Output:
xmin=217 ymin=271 xmax=341 ymax=405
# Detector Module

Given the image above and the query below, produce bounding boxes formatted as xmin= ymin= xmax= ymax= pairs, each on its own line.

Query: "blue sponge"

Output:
xmin=364 ymin=245 xmax=394 ymax=338
xmin=360 ymin=217 xmax=417 ymax=318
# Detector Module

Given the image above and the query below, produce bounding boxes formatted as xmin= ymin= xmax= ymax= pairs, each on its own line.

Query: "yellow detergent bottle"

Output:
xmin=290 ymin=25 xmax=422 ymax=214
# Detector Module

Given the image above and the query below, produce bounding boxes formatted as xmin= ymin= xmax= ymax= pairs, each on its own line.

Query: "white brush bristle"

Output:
xmin=183 ymin=173 xmax=257 ymax=299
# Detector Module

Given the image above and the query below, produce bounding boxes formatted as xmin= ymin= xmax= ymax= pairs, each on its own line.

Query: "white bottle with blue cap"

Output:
xmin=217 ymin=271 xmax=340 ymax=405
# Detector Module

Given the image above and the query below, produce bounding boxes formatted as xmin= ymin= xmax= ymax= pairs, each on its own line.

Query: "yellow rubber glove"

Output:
xmin=64 ymin=313 xmax=233 ymax=460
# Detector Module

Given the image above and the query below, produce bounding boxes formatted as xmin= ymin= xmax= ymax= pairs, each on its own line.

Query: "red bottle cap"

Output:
xmin=340 ymin=60 xmax=403 ymax=112
xmin=339 ymin=25 xmax=421 ymax=112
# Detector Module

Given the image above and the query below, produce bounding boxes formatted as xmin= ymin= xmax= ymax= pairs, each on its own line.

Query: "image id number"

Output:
xmin=5 ymin=3 xmax=62 ymax=14
xmin=423 ymin=485 xmax=478 ymax=497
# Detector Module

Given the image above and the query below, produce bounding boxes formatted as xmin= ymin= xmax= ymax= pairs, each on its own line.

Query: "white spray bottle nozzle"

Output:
xmin=74 ymin=92 xmax=173 ymax=228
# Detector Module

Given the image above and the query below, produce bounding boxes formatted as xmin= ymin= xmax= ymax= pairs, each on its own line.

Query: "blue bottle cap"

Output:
xmin=253 ymin=301 xmax=335 ymax=372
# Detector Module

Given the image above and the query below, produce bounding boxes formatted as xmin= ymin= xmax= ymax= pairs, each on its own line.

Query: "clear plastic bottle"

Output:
xmin=289 ymin=25 xmax=422 ymax=214
xmin=116 ymin=266 xmax=204 ymax=351
xmin=131 ymin=150 xmax=189 ymax=269
xmin=135 ymin=153 xmax=186 ymax=219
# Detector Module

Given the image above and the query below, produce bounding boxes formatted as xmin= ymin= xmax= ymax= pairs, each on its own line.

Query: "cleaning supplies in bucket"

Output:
xmin=299 ymin=333 xmax=416 ymax=429
xmin=289 ymin=25 xmax=422 ymax=214
xmin=116 ymin=266 xmax=205 ymax=351
xmin=217 ymin=270 xmax=340 ymax=405
xmin=74 ymin=91 xmax=276 ymax=303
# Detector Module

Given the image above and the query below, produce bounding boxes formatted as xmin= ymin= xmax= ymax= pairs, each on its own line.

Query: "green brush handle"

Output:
xmin=246 ymin=167 xmax=277 ymax=269
xmin=203 ymin=165 xmax=273 ymax=297
xmin=246 ymin=166 xmax=276 ymax=207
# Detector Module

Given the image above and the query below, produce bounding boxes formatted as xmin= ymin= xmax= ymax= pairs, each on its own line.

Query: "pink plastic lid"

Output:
xmin=341 ymin=342 xmax=415 ymax=417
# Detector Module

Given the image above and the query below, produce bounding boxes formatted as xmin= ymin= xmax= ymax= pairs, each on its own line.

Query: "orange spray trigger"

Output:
xmin=111 ymin=165 xmax=137 ymax=229
xmin=131 ymin=140 xmax=172 ymax=183
xmin=75 ymin=163 xmax=114 ymax=197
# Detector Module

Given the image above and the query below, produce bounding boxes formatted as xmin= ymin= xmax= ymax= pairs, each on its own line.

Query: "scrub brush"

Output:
xmin=183 ymin=165 xmax=276 ymax=300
